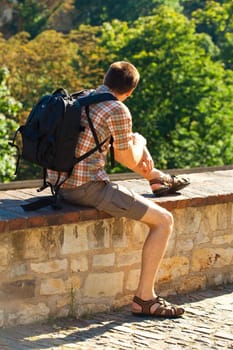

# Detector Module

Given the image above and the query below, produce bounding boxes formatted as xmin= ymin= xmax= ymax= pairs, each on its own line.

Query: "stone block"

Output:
xmin=175 ymin=239 xmax=193 ymax=254
xmin=205 ymin=205 xmax=218 ymax=231
xmin=10 ymin=263 xmax=27 ymax=278
xmin=125 ymin=269 xmax=140 ymax=291
xmin=0 ymin=245 xmax=9 ymax=267
xmin=66 ymin=276 xmax=81 ymax=291
xmin=212 ymin=234 xmax=233 ymax=245
xmin=116 ymin=250 xmax=141 ymax=266
xmin=158 ymin=256 xmax=189 ymax=283
xmin=84 ymin=272 xmax=124 ymax=297
xmin=92 ymin=253 xmax=115 ymax=267
xmin=1 ymin=280 xmax=35 ymax=300
xmin=196 ymin=218 xmax=211 ymax=244
xmin=213 ymin=248 xmax=233 ymax=267
xmin=178 ymin=275 xmax=206 ymax=293
xmin=192 ymin=248 xmax=221 ymax=272
xmin=56 ymin=295 xmax=70 ymax=309
xmin=12 ymin=227 xmax=63 ymax=260
xmin=111 ymin=219 xmax=128 ymax=248
xmin=174 ymin=207 xmax=202 ymax=235
xmin=31 ymin=259 xmax=68 ymax=274
xmin=7 ymin=302 xmax=49 ymax=326
xmin=61 ymin=224 xmax=88 ymax=254
xmin=126 ymin=220 xmax=149 ymax=248
xmin=87 ymin=220 xmax=111 ymax=249
xmin=216 ymin=203 xmax=228 ymax=230
xmin=40 ymin=278 xmax=66 ymax=295
xmin=71 ymin=257 xmax=88 ymax=272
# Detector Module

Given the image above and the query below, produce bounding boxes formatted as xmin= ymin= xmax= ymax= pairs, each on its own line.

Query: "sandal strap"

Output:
xmin=133 ymin=295 xmax=184 ymax=317
xmin=150 ymin=174 xmax=190 ymax=196
xmin=149 ymin=178 xmax=164 ymax=186
xmin=133 ymin=295 xmax=158 ymax=314
xmin=149 ymin=174 xmax=172 ymax=187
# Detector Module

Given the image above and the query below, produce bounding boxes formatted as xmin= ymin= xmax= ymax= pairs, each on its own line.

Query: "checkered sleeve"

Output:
xmin=107 ymin=102 xmax=133 ymax=150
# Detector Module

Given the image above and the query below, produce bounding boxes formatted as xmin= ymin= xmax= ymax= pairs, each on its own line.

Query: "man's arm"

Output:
xmin=114 ymin=133 xmax=152 ymax=176
xmin=114 ymin=133 xmax=166 ymax=181
xmin=114 ymin=139 xmax=144 ymax=170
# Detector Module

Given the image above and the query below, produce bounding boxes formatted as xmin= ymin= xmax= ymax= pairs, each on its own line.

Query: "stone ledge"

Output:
xmin=1 ymin=168 xmax=233 ymax=234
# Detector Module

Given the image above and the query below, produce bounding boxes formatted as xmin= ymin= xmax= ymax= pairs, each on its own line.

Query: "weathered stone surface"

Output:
xmin=216 ymin=203 xmax=228 ymax=230
xmin=92 ymin=253 xmax=115 ymax=267
xmin=31 ymin=259 xmax=68 ymax=274
xmin=65 ymin=276 xmax=81 ymax=291
xmin=1 ymin=280 xmax=35 ymax=300
xmin=61 ymin=224 xmax=89 ymax=254
xmin=212 ymin=234 xmax=233 ymax=245
xmin=87 ymin=220 xmax=111 ymax=249
xmin=70 ymin=256 xmax=88 ymax=272
xmin=158 ymin=256 xmax=190 ymax=282
xmin=84 ymin=272 xmax=124 ymax=297
xmin=111 ymin=218 xmax=129 ymax=248
xmin=7 ymin=302 xmax=49 ymax=326
xmin=192 ymin=248 xmax=221 ymax=272
xmin=40 ymin=278 xmax=66 ymax=296
xmin=125 ymin=269 xmax=140 ymax=291
xmin=173 ymin=207 xmax=202 ymax=235
xmin=178 ymin=275 xmax=207 ymax=293
xmin=0 ymin=245 xmax=9 ymax=266
xmin=116 ymin=250 xmax=141 ymax=266
xmin=0 ymin=170 xmax=233 ymax=326
xmin=9 ymin=263 xmax=27 ymax=278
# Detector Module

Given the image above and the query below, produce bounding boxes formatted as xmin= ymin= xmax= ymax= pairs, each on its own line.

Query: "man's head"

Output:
xmin=104 ymin=61 xmax=140 ymax=100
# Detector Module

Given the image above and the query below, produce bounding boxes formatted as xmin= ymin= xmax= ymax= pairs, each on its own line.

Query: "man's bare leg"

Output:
xmin=131 ymin=203 xmax=173 ymax=312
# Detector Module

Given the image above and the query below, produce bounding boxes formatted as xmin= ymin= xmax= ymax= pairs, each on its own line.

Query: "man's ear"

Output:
xmin=126 ymin=88 xmax=134 ymax=97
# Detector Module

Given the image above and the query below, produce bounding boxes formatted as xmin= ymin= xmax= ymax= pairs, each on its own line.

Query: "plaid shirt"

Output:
xmin=47 ymin=85 xmax=133 ymax=188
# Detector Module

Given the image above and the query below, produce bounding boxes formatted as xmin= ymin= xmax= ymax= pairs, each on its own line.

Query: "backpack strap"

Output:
xmin=78 ymin=92 xmax=117 ymax=106
xmin=21 ymin=169 xmax=65 ymax=211
xmin=74 ymin=92 xmax=117 ymax=163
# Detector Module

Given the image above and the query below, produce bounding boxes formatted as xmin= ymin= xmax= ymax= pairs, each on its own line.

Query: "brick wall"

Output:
xmin=0 ymin=169 xmax=233 ymax=327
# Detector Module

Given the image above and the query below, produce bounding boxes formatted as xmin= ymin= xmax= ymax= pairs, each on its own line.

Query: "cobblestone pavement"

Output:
xmin=0 ymin=284 xmax=232 ymax=350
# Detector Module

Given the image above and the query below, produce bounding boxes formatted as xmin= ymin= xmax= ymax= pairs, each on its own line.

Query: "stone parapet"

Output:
xmin=0 ymin=168 xmax=233 ymax=327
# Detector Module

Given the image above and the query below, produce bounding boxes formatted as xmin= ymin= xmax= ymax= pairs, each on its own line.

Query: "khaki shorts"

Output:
xmin=60 ymin=181 xmax=150 ymax=220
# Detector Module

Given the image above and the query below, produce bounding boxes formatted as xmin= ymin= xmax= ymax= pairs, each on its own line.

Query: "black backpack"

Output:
xmin=11 ymin=88 xmax=116 ymax=210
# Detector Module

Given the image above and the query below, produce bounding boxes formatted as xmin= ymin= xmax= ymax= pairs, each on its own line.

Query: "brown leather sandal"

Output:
xmin=150 ymin=174 xmax=190 ymax=196
xmin=132 ymin=295 xmax=185 ymax=318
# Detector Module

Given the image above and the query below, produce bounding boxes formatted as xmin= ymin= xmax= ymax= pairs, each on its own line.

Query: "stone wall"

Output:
xmin=0 ymin=169 xmax=233 ymax=327
xmin=0 ymin=203 xmax=233 ymax=327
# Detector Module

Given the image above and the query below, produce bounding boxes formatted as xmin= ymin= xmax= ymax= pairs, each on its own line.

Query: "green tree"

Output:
xmin=0 ymin=67 xmax=21 ymax=182
xmin=192 ymin=0 xmax=233 ymax=69
xmin=73 ymin=0 xmax=182 ymax=26
xmin=0 ymin=27 xmax=107 ymax=180
xmin=100 ymin=6 xmax=233 ymax=169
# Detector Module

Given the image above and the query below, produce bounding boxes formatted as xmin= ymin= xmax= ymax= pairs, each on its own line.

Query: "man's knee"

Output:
xmin=162 ymin=209 xmax=174 ymax=232
xmin=140 ymin=204 xmax=174 ymax=232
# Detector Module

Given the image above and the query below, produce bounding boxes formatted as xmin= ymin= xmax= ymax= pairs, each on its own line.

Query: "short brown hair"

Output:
xmin=103 ymin=61 xmax=140 ymax=94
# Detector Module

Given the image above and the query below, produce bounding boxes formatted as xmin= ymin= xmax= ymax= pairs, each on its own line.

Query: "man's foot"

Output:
xmin=150 ymin=174 xmax=190 ymax=196
xmin=132 ymin=295 xmax=185 ymax=318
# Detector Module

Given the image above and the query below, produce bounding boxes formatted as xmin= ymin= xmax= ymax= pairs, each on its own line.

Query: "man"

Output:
xmin=48 ymin=61 xmax=188 ymax=317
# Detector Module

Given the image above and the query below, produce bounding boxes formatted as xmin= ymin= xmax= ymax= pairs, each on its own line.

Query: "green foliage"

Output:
xmin=0 ymin=67 xmax=20 ymax=182
xmin=73 ymin=0 xmax=183 ymax=25
xmin=1 ymin=1 xmax=233 ymax=181
xmin=16 ymin=0 xmax=50 ymax=38
xmin=191 ymin=0 xmax=233 ymax=69
xmin=99 ymin=6 xmax=233 ymax=169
